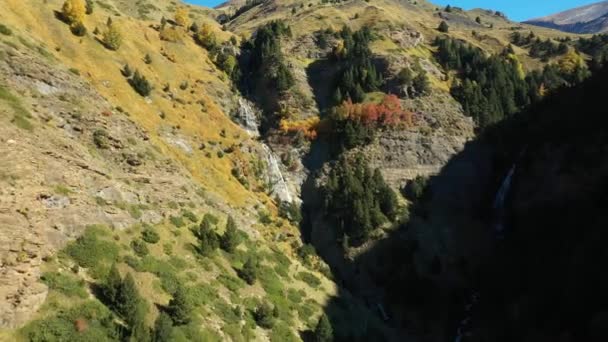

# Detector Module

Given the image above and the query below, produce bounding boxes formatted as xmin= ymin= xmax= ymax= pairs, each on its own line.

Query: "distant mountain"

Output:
xmin=524 ymin=1 xmax=608 ymax=34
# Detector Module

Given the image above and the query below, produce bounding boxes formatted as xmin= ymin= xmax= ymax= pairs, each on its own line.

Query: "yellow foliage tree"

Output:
xmin=175 ymin=6 xmax=190 ymax=28
xmin=62 ymin=0 xmax=86 ymax=24
xmin=558 ymin=50 xmax=586 ymax=74
xmin=102 ymin=18 xmax=122 ymax=51
xmin=506 ymin=54 xmax=525 ymax=80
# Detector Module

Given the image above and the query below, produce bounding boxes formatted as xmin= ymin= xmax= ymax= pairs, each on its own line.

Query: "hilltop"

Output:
xmin=525 ymin=1 xmax=608 ymax=34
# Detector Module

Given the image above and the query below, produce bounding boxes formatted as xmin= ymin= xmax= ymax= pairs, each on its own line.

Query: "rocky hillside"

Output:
xmin=524 ymin=1 xmax=608 ymax=34
xmin=0 ymin=0 xmax=600 ymax=341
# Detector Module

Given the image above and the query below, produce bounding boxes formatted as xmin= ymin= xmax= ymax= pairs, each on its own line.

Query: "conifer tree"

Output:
xmin=153 ymin=312 xmax=173 ymax=342
xmin=220 ymin=216 xmax=241 ymax=253
xmin=438 ymin=21 xmax=449 ymax=33
xmin=240 ymin=257 xmax=258 ymax=285
xmin=314 ymin=314 xmax=333 ymax=342
xmin=118 ymin=273 xmax=142 ymax=320
xmin=167 ymin=285 xmax=193 ymax=325
xmin=104 ymin=263 xmax=122 ymax=308
xmin=197 ymin=217 xmax=219 ymax=256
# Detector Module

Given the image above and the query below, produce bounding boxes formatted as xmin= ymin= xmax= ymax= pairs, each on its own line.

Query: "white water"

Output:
xmin=261 ymin=144 xmax=293 ymax=203
xmin=235 ymin=98 xmax=260 ymax=137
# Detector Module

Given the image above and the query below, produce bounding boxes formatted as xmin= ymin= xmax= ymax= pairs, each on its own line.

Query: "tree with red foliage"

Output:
xmin=333 ymin=94 xmax=413 ymax=128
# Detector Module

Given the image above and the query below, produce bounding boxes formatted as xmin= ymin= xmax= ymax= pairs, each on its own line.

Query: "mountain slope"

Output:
xmin=0 ymin=0 xmax=601 ymax=341
xmin=524 ymin=1 xmax=608 ymax=33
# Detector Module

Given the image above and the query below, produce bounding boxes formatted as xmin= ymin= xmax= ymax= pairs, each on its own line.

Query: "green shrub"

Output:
xmin=40 ymin=272 xmax=87 ymax=298
xmin=0 ymin=24 xmax=13 ymax=35
xmin=238 ymin=257 xmax=258 ymax=285
xmin=141 ymin=228 xmax=160 ymax=244
xmin=65 ymin=226 xmax=119 ymax=277
xmin=93 ymin=129 xmax=110 ymax=149
xmin=70 ymin=22 xmax=87 ymax=36
xmin=217 ymin=274 xmax=245 ymax=292
xmin=181 ymin=210 xmax=197 ymax=223
xmin=22 ymin=301 xmax=118 ymax=342
xmin=131 ymin=239 xmax=149 ymax=256
xmin=287 ymin=288 xmax=305 ymax=304
xmin=270 ymin=321 xmax=298 ymax=342
xmin=257 ymin=265 xmax=283 ymax=296
xmin=297 ymin=244 xmax=317 ymax=266
xmin=128 ymin=70 xmax=152 ymax=96
xmin=296 ymin=271 xmax=321 ymax=288
xmin=253 ymin=302 xmax=275 ymax=329
xmin=170 ymin=215 xmax=185 ymax=228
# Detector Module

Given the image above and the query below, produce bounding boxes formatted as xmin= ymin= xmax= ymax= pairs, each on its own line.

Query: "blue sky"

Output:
xmin=185 ymin=0 xmax=601 ymax=22
xmin=431 ymin=0 xmax=601 ymax=21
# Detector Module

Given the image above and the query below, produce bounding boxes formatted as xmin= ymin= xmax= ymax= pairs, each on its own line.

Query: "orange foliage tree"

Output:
xmin=279 ymin=116 xmax=321 ymax=140
xmin=333 ymin=94 xmax=413 ymax=128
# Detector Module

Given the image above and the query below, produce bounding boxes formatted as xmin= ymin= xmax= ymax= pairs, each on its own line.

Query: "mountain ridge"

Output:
xmin=524 ymin=0 xmax=608 ymax=33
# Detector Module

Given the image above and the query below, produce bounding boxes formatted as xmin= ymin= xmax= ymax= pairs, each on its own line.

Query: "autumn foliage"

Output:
xmin=333 ymin=94 xmax=414 ymax=128
xmin=279 ymin=116 xmax=321 ymax=140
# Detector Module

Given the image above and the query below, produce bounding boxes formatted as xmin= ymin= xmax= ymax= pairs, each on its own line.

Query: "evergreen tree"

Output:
xmin=220 ymin=216 xmax=241 ymax=253
xmin=104 ymin=263 xmax=122 ymax=308
xmin=412 ymin=71 xmax=430 ymax=96
xmin=239 ymin=257 xmax=258 ymax=284
xmin=314 ymin=314 xmax=333 ymax=342
xmin=167 ymin=285 xmax=193 ymax=325
xmin=196 ymin=217 xmax=219 ymax=256
xmin=128 ymin=70 xmax=153 ymax=97
xmin=438 ymin=21 xmax=449 ymax=33
xmin=117 ymin=273 xmax=143 ymax=320
xmin=475 ymin=16 xmax=481 ymax=24
xmin=254 ymin=302 xmax=275 ymax=328
xmin=153 ymin=312 xmax=173 ymax=342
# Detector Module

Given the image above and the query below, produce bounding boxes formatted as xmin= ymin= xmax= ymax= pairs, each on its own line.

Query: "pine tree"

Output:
xmin=412 ymin=71 xmax=430 ymax=96
xmin=104 ymin=263 xmax=122 ymax=308
xmin=240 ymin=257 xmax=258 ymax=285
xmin=220 ymin=216 xmax=241 ymax=253
xmin=254 ymin=302 xmax=275 ymax=328
xmin=197 ymin=217 xmax=219 ymax=256
xmin=153 ymin=312 xmax=173 ymax=342
xmin=314 ymin=314 xmax=333 ymax=342
xmin=128 ymin=70 xmax=153 ymax=97
xmin=438 ymin=21 xmax=449 ymax=33
xmin=62 ymin=0 xmax=86 ymax=25
xmin=167 ymin=285 xmax=193 ymax=325
xmin=117 ymin=273 xmax=142 ymax=320
xmin=144 ymin=53 xmax=152 ymax=64
xmin=475 ymin=16 xmax=481 ymax=24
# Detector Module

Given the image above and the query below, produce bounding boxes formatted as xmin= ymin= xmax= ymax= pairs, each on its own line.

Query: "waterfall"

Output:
xmin=261 ymin=144 xmax=293 ymax=203
xmin=235 ymin=98 xmax=260 ymax=137
xmin=493 ymin=165 xmax=516 ymax=211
